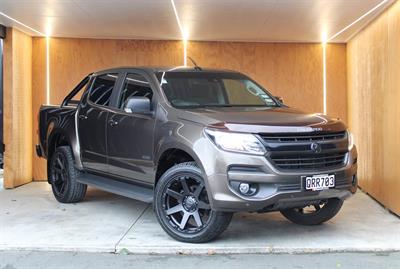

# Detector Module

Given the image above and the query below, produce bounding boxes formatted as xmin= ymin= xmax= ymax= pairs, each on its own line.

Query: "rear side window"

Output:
xmin=89 ymin=74 xmax=118 ymax=106
xmin=118 ymin=73 xmax=153 ymax=109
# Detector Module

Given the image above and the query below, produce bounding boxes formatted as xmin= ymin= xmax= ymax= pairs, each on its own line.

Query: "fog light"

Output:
xmin=239 ymin=183 xmax=250 ymax=194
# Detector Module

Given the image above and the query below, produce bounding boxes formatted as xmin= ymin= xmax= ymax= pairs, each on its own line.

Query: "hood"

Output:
xmin=178 ymin=106 xmax=347 ymax=133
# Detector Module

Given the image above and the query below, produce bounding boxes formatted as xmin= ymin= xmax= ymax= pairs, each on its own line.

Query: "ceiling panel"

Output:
xmin=0 ymin=0 xmax=395 ymax=42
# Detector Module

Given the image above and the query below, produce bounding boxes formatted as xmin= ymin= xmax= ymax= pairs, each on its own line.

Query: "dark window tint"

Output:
xmin=118 ymin=73 xmax=153 ymax=109
xmin=89 ymin=74 xmax=118 ymax=106
xmin=157 ymin=72 xmax=278 ymax=108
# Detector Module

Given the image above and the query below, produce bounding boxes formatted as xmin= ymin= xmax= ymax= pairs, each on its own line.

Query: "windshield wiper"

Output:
xmin=203 ymin=104 xmax=233 ymax=107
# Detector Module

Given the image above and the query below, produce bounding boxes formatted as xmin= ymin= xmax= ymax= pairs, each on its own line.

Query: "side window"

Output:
xmin=89 ymin=73 xmax=118 ymax=106
xmin=118 ymin=73 xmax=153 ymax=109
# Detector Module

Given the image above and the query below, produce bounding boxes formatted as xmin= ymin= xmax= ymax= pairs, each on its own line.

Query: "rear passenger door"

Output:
xmin=106 ymin=72 xmax=156 ymax=184
xmin=78 ymin=73 xmax=119 ymax=173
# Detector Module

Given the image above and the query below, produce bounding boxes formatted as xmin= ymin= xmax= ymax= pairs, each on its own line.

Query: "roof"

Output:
xmin=93 ymin=66 xmax=240 ymax=75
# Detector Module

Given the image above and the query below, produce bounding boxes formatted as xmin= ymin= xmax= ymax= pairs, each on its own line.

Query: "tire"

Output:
xmin=49 ymin=146 xmax=87 ymax=203
xmin=154 ymin=162 xmax=232 ymax=243
xmin=280 ymin=198 xmax=344 ymax=225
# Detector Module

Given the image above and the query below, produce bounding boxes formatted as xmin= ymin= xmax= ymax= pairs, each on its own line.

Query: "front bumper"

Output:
xmin=196 ymin=139 xmax=358 ymax=212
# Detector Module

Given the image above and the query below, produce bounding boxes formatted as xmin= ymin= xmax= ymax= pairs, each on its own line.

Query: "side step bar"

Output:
xmin=77 ymin=173 xmax=153 ymax=203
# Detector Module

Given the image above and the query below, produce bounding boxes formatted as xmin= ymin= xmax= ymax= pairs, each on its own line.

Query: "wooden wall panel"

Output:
xmin=188 ymin=42 xmax=347 ymax=121
xmin=3 ymin=28 xmax=33 ymax=188
xmin=48 ymin=39 xmax=184 ymax=104
xmin=386 ymin=0 xmax=400 ymax=216
xmin=326 ymin=44 xmax=348 ymax=122
xmin=32 ymin=39 xmax=184 ymax=180
xmin=347 ymin=0 xmax=400 ymax=215
xmin=32 ymin=38 xmax=347 ymax=181
xmin=32 ymin=38 xmax=47 ymax=181
xmin=188 ymin=42 xmax=319 ymax=113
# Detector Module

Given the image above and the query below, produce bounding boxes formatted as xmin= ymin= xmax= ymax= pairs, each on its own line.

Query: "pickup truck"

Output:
xmin=37 ymin=66 xmax=358 ymax=243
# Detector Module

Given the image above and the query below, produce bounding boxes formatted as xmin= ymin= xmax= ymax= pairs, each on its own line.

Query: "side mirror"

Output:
xmin=124 ymin=97 xmax=152 ymax=115
xmin=275 ymin=96 xmax=284 ymax=104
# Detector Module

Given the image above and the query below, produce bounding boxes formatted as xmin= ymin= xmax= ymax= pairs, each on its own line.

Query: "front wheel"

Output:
xmin=280 ymin=198 xmax=343 ymax=225
xmin=154 ymin=162 xmax=232 ymax=243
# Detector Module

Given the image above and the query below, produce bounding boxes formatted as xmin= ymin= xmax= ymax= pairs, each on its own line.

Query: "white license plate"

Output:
xmin=304 ymin=174 xmax=335 ymax=191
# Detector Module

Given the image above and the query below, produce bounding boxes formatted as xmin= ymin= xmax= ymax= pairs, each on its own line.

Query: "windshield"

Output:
xmin=157 ymin=71 xmax=279 ymax=108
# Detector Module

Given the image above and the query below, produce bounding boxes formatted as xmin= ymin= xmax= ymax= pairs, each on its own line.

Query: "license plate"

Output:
xmin=304 ymin=174 xmax=335 ymax=191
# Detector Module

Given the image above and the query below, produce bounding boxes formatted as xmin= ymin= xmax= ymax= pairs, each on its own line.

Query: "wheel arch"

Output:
xmin=47 ymin=129 xmax=71 ymax=159
xmin=46 ymin=127 xmax=82 ymax=180
xmin=155 ymin=143 xmax=206 ymax=186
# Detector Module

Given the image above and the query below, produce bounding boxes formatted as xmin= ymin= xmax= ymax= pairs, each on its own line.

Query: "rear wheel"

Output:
xmin=280 ymin=198 xmax=343 ymax=225
xmin=49 ymin=146 xmax=87 ymax=203
xmin=154 ymin=162 xmax=232 ymax=243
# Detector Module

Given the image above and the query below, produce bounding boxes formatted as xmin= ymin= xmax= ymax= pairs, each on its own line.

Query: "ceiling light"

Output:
xmin=321 ymin=32 xmax=328 ymax=45
xmin=45 ymin=25 xmax=52 ymax=37
xmin=322 ymin=39 xmax=327 ymax=115
xmin=170 ymin=0 xmax=188 ymax=40
xmin=182 ymin=28 xmax=189 ymax=41
xmin=170 ymin=0 xmax=189 ymax=66
xmin=0 ymin=12 xmax=45 ymax=36
xmin=329 ymin=0 xmax=389 ymax=41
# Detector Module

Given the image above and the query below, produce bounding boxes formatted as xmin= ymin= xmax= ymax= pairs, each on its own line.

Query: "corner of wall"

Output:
xmin=3 ymin=27 xmax=33 ymax=188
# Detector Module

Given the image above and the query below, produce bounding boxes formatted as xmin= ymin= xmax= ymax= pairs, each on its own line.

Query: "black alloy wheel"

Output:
xmin=280 ymin=198 xmax=344 ymax=225
xmin=163 ymin=173 xmax=211 ymax=233
xmin=155 ymin=162 xmax=232 ymax=243
xmin=51 ymin=151 xmax=69 ymax=197
xmin=49 ymin=146 xmax=87 ymax=203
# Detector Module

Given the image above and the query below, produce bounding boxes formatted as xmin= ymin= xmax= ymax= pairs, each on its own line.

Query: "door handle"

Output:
xmin=79 ymin=114 xmax=88 ymax=120
xmin=108 ymin=119 xmax=118 ymax=126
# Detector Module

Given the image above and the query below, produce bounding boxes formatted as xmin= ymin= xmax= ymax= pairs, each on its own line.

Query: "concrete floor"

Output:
xmin=1 ymin=251 xmax=399 ymax=269
xmin=1 ymin=181 xmax=399 ymax=254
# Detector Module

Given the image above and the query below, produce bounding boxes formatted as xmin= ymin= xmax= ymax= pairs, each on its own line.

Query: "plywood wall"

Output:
xmin=3 ymin=28 xmax=33 ymax=188
xmin=31 ymin=38 xmax=347 ymax=181
xmin=32 ymin=39 xmax=184 ymax=180
xmin=347 ymin=0 xmax=400 ymax=215
xmin=188 ymin=42 xmax=347 ymax=121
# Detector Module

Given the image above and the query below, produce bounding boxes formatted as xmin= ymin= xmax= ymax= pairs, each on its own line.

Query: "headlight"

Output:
xmin=204 ymin=128 xmax=266 ymax=155
xmin=347 ymin=130 xmax=354 ymax=150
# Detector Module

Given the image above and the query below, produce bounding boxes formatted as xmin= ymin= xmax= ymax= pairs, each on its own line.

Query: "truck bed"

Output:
xmin=38 ymin=104 xmax=78 ymax=159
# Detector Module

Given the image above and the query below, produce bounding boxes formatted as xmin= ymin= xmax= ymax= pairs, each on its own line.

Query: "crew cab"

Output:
xmin=37 ymin=67 xmax=358 ymax=243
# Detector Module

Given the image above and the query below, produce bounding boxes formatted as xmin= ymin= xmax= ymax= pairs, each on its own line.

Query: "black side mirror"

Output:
xmin=275 ymin=96 xmax=284 ymax=104
xmin=124 ymin=97 xmax=152 ymax=115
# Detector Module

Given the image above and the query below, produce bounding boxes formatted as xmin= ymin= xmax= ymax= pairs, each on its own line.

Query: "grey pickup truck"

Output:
xmin=37 ymin=66 xmax=358 ymax=243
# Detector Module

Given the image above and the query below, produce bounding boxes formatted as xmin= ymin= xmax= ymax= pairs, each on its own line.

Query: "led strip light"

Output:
xmin=0 ymin=0 xmax=393 ymax=108
xmin=0 ymin=12 xmax=45 ymax=36
xmin=46 ymin=36 xmax=50 ymax=104
xmin=170 ymin=0 xmax=188 ymax=66
xmin=321 ymin=0 xmax=390 ymax=114
xmin=0 ymin=12 xmax=50 ymax=104
xmin=322 ymin=38 xmax=327 ymax=115
xmin=328 ymin=0 xmax=389 ymax=42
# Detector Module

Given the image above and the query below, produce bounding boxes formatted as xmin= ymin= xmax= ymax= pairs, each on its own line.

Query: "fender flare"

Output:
xmin=46 ymin=124 xmax=83 ymax=171
xmin=155 ymin=141 xmax=206 ymax=176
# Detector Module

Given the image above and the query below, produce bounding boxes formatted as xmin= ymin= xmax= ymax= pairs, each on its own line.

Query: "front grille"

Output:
xmin=270 ymin=152 xmax=347 ymax=170
xmin=260 ymin=131 xmax=348 ymax=171
xmin=260 ymin=131 xmax=346 ymax=143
